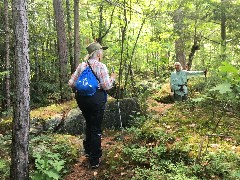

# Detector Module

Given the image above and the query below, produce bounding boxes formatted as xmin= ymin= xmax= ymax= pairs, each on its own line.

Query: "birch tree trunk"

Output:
xmin=4 ymin=0 xmax=11 ymax=110
xmin=53 ymin=0 xmax=70 ymax=101
xmin=74 ymin=0 xmax=80 ymax=71
xmin=10 ymin=0 xmax=30 ymax=179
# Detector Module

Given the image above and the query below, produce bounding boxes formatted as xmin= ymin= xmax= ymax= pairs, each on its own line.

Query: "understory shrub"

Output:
xmin=29 ymin=134 xmax=81 ymax=179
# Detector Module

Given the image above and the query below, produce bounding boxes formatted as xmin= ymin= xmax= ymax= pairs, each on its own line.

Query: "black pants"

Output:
xmin=174 ymin=93 xmax=188 ymax=102
xmin=75 ymin=89 xmax=107 ymax=165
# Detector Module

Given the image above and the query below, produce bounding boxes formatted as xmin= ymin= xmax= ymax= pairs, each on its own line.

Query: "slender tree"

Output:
xmin=10 ymin=0 xmax=30 ymax=179
xmin=53 ymin=0 xmax=70 ymax=101
xmin=66 ymin=0 xmax=74 ymax=73
xmin=221 ymin=0 xmax=226 ymax=60
xmin=4 ymin=0 xmax=11 ymax=111
xmin=74 ymin=0 xmax=80 ymax=72
xmin=118 ymin=0 xmax=128 ymax=99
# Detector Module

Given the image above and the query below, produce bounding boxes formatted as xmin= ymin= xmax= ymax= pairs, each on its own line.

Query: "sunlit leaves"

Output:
xmin=209 ymin=82 xmax=232 ymax=94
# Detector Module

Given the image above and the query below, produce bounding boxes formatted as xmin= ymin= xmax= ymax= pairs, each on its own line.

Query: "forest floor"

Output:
xmin=64 ymin=99 xmax=173 ymax=180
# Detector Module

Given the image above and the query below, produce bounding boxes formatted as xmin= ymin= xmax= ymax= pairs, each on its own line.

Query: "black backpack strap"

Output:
xmin=87 ymin=61 xmax=100 ymax=82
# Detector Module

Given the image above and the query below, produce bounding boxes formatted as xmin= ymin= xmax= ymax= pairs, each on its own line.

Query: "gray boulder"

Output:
xmin=62 ymin=98 xmax=140 ymax=135
xmin=62 ymin=108 xmax=85 ymax=135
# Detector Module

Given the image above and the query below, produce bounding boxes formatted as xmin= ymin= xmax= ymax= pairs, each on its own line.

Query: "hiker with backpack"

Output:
xmin=170 ymin=62 xmax=207 ymax=102
xmin=68 ymin=42 xmax=117 ymax=169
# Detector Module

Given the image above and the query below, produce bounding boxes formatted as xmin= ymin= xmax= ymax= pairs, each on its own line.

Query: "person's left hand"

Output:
xmin=111 ymin=72 xmax=117 ymax=80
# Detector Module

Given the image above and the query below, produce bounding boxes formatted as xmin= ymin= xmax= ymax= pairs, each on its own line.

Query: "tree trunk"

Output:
xmin=74 ymin=0 xmax=80 ymax=72
xmin=175 ymin=38 xmax=186 ymax=69
xmin=4 ymin=0 xmax=11 ymax=111
xmin=34 ymin=44 xmax=40 ymax=94
xmin=66 ymin=0 xmax=74 ymax=74
xmin=221 ymin=0 xmax=226 ymax=61
xmin=98 ymin=5 xmax=104 ymax=43
xmin=124 ymin=17 xmax=145 ymax=91
xmin=10 ymin=0 xmax=30 ymax=179
xmin=188 ymin=23 xmax=200 ymax=70
xmin=173 ymin=8 xmax=186 ymax=69
xmin=53 ymin=0 xmax=70 ymax=102
xmin=118 ymin=0 xmax=128 ymax=99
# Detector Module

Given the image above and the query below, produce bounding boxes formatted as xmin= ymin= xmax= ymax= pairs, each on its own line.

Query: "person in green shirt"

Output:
xmin=170 ymin=62 xmax=207 ymax=102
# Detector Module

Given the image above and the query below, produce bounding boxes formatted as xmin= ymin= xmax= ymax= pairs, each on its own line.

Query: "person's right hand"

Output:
xmin=203 ymin=69 xmax=207 ymax=77
xmin=111 ymin=72 xmax=117 ymax=80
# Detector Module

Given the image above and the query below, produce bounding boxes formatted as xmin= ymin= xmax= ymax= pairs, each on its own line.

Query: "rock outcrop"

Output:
xmin=28 ymin=98 xmax=140 ymax=135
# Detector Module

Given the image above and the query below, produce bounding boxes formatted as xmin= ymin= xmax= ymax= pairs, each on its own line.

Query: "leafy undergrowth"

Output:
xmin=97 ymin=102 xmax=240 ymax=180
xmin=0 ymin=133 xmax=82 ymax=180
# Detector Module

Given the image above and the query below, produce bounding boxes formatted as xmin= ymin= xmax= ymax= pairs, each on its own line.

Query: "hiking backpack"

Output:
xmin=75 ymin=61 xmax=100 ymax=96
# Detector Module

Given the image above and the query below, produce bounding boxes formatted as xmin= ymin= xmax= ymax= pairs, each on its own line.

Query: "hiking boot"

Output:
xmin=90 ymin=158 xmax=101 ymax=169
xmin=91 ymin=164 xmax=99 ymax=169
xmin=82 ymin=152 xmax=90 ymax=158
xmin=85 ymin=153 xmax=90 ymax=158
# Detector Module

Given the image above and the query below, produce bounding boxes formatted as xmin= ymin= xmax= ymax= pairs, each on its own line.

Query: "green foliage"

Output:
xmin=200 ymin=151 xmax=240 ymax=179
xmin=29 ymin=134 xmax=81 ymax=178
xmin=209 ymin=82 xmax=232 ymax=94
xmin=103 ymin=102 xmax=240 ymax=179
xmin=30 ymin=134 xmax=80 ymax=166
xmin=0 ymin=71 xmax=9 ymax=77
xmin=129 ymin=114 xmax=147 ymax=127
xmin=0 ymin=134 xmax=11 ymax=179
xmin=31 ymin=151 xmax=65 ymax=180
xmin=123 ymin=145 xmax=149 ymax=164
xmin=0 ymin=158 xmax=10 ymax=180
xmin=218 ymin=62 xmax=240 ymax=83
xmin=0 ymin=132 xmax=81 ymax=179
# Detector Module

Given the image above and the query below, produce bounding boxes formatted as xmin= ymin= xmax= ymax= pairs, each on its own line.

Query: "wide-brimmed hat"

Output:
xmin=86 ymin=42 xmax=108 ymax=55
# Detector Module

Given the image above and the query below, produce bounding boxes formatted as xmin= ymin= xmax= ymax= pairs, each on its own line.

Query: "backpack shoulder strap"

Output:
xmin=87 ymin=61 xmax=100 ymax=82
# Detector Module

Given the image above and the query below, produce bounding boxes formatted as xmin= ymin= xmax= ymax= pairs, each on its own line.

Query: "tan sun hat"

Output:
xmin=84 ymin=42 xmax=108 ymax=60
xmin=86 ymin=42 xmax=108 ymax=54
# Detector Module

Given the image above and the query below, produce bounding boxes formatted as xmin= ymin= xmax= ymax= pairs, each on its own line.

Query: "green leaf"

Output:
xmin=0 ymin=71 xmax=9 ymax=77
xmin=209 ymin=83 xmax=232 ymax=94
xmin=219 ymin=62 xmax=238 ymax=74
xmin=45 ymin=170 xmax=60 ymax=180
xmin=53 ymin=160 xmax=65 ymax=172
xmin=31 ymin=172 xmax=46 ymax=180
xmin=191 ymin=97 xmax=206 ymax=102
xmin=234 ymin=171 xmax=240 ymax=177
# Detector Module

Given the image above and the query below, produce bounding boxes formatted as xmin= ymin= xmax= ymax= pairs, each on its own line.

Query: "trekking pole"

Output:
xmin=117 ymin=100 xmax=124 ymax=140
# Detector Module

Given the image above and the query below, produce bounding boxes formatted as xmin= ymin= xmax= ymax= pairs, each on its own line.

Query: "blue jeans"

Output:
xmin=75 ymin=89 xmax=107 ymax=166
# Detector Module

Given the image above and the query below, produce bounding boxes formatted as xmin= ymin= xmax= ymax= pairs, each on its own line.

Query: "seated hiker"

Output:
xmin=170 ymin=62 xmax=207 ymax=102
xmin=68 ymin=42 xmax=117 ymax=169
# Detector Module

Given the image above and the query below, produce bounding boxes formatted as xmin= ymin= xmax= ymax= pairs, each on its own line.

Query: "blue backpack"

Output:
xmin=75 ymin=62 xmax=100 ymax=96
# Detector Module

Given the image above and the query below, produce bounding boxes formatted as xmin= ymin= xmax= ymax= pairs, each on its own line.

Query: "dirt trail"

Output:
xmin=64 ymin=100 xmax=173 ymax=180
xmin=64 ymin=134 xmax=117 ymax=180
